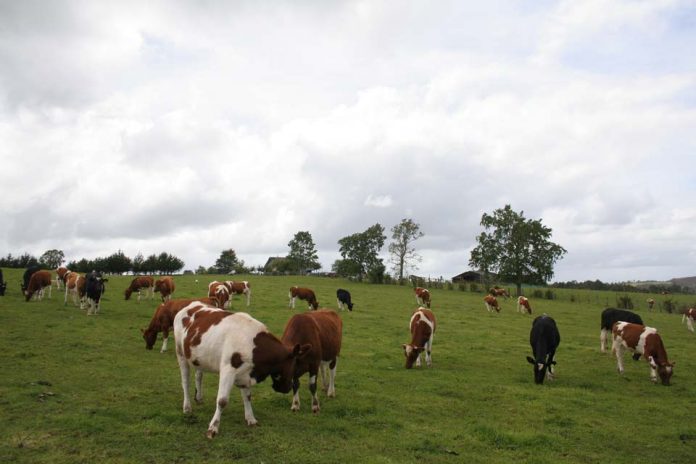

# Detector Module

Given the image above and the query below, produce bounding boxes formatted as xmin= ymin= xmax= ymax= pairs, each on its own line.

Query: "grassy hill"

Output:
xmin=1 ymin=268 xmax=694 ymax=463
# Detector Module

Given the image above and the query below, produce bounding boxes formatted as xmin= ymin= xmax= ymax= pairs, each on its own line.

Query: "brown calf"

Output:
xmin=281 ymin=309 xmax=343 ymax=412
xmin=125 ymin=276 xmax=154 ymax=301
xmin=142 ymin=297 xmax=218 ymax=352
xmin=414 ymin=287 xmax=431 ymax=308
xmin=289 ymin=286 xmax=319 ymax=310
xmin=402 ymin=308 xmax=436 ymax=368
xmin=484 ymin=295 xmax=500 ymax=313
xmin=24 ymin=270 xmax=52 ymax=301
xmin=612 ymin=322 xmax=675 ymax=385
xmin=154 ymin=276 xmax=176 ymax=302
xmin=517 ymin=296 xmax=532 ymax=314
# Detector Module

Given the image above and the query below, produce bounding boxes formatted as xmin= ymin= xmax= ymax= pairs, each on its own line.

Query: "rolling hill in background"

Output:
xmin=670 ymin=276 xmax=696 ymax=290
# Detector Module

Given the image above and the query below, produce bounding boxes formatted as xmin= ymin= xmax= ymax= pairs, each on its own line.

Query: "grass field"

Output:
xmin=1 ymin=268 xmax=694 ymax=463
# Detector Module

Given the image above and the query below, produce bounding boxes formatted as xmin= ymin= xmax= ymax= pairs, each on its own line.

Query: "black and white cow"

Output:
xmin=84 ymin=271 xmax=108 ymax=315
xmin=336 ymin=289 xmax=353 ymax=311
xmin=0 ymin=268 xmax=6 ymax=296
xmin=600 ymin=308 xmax=643 ymax=353
xmin=526 ymin=314 xmax=560 ymax=384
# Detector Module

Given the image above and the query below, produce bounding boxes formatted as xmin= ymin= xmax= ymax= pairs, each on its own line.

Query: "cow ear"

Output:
xmin=526 ymin=356 xmax=535 ymax=365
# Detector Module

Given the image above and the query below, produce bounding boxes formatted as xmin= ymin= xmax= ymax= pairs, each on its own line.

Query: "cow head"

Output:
xmin=527 ymin=356 xmax=556 ymax=384
xmin=402 ymin=344 xmax=424 ymax=369
xmin=269 ymin=343 xmax=312 ymax=393
xmin=124 ymin=288 xmax=132 ymax=300
xmin=141 ymin=328 xmax=158 ymax=350
xmin=649 ymin=356 xmax=675 ymax=386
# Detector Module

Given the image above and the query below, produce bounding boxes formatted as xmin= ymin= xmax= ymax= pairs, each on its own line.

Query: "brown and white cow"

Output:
xmin=647 ymin=298 xmax=656 ymax=311
xmin=682 ymin=308 xmax=696 ymax=333
xmin=24 ymin=270 xmax=52 ymax=301
xmin=173 ymin=304 xmax=311 ymax=438
xmin=125 ymin=276 xmax=154 ymax=302
xmin=289 ymin=286 xmax=319 ymax=310
xmin=142 ymin=297 xmax=218 ymax=352
xmin=224 ymin=281 xmax=252 ymax=307
xmin=611 ymin=322 xmax=675 ymax=385
xmin=489 ymin=287 xmax=510 ymax=299
xmin=414 ymin=287 xmax=431 ymax=308
xmin=208 ymin=281 xmax=231 ymax=309
xmin=517 ymin=296 xmax=532 ymax=314
xmin=281 ymin=309 xmax=342 ymax=413
xmin=154 ymin=276 xmax=175 ymax=302
xmin=55 ymin=266 xmax=69 ymax=289
xmin=484 ymin=294 xmax=500 ymax=313
xmin=402 ymin=307 xmax=436 ymax=369
xmin=64 ymin=272 xmax=86 ymax=307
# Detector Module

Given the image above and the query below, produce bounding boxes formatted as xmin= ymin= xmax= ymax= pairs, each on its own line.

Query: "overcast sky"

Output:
xmin=1 ymin=0 xmax=695 ymax=282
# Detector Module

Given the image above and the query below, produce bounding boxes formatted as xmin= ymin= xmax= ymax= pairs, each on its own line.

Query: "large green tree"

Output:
xmin=337 ymin=223 xmax=386 ymax=280
xmin=215 ymin=249 xmax=240 ymax=274
xmin=388 ymin=218 xmax=424 ymax=281
xmin=469 ymin=205 xmax=566 ymax=296
xmin=287 ymin=231 xmax=321 ymax=274
xmin=39 ymin=249 xmax=65 ymax=269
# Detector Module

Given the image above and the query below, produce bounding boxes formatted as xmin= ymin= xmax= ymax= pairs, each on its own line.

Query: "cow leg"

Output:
xmin=614 ymin=341 xmax=625 ymax=374
xmin=137 ymin=290 xmax=142 ymax=303
xmin=177 ymin=357 xmax=193 ymax=414
xmin=245 ymin=289 xmax=250 ymax=307
xmin=425 ymin=337 xmax=434 ymax=367
xmin=546 ymin=351 xmax=556 ymax=380
xmin=47 ymin=286 xmax=52 ymax=299
xmin=195 ymin=369 xmax=204 ymax=404
xmin=309 ymin=371 xmax=320 ymax=413
xmin=326 ymin=359 xmax=337 ymax=398
xmin=291 ymin=377 xmax=301 ymax=411
xmin=687 ymin=317 xmax=694 ymax=333
xmin=207 ymin=367 xmax=236 ymax=438
xmin=160 ymin=329 xmax=169 ymax=353
xmin=337 ymin=299 xmax=342 ymax=310
xmin=64 ymin=286 xmax=69 ymax=306
xmin=600 ymin=329 xmax=608 ymax=353
xmin=239 ymin=386 xmax=257 ymax=426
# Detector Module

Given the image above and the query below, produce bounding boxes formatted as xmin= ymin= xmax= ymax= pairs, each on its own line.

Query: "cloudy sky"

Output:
xmin=1 ymin=0 xmax=695 ymax=282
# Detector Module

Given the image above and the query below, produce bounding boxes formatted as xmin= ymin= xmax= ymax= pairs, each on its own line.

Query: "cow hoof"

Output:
xmin=206 ymin=429 xmax=217 ymax=439
xmin=291 ymin=405 xmax=300 ymax=412
xmin=183 ymin=405 xmax=192 ymax=414
xmin=195 ymin=398 xmax=203 ymax=404
xmin=246 ymin=419 xmax=258 ymax=426
xmin=312 ymin=405 xmax=320 ymax=414
xmin=327 ymin=390 xmax=335 ymax=398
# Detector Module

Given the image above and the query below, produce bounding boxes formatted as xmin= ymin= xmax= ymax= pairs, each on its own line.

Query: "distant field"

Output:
xmin=1 ymin=268 xmax=694 ymax=463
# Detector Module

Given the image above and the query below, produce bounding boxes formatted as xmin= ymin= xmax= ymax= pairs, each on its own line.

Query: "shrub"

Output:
xmin=470 ymin=283 xmax=480 ymax=293
xmin=569 ymin=294 xmax=576 ymax=303
xmin=458 ymin=284 xmax=467 ymax=292
xmin=532 ymin=289 xmax=544 ymax=299
xmin=616 ymin=295 xmax=634 ymax=310
xmin=446 ymin=281 xmax=454 ymax=291
xmin=662 ymin=299 xmax=675 ymax=314
xmin=544 ymin=289 xmax=555 ymax=300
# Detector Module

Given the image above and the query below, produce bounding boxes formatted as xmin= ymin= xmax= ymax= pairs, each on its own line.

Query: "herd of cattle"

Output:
xmin=3 ymin=267 xmax=695 ymax=437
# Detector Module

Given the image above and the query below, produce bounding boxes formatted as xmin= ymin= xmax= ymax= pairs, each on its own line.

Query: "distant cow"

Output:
xmin=24 ymin=270 xmax=52 ymax=302
xmin=484 ymin=294 xmax=500 ymax=313
xmin=0 ymin=268 xmax=6 ymax=296
xmin=414 ymin=287 xmax=431 ymax=308
xmin=125 ymin=276 xmax=154 ymax=301
xmin=281 ymin=309 xmax=343 ymax=412
xmin=142 ymin=297 xmax=218 ymax=352
xmin=646 ymin=298 xmax=655 ymax=311
xmin=289 ymin=286 xmax=319 ymax=310
xmin=489 ymin=287 xmax=510 ymax=299
xmin=173 ymin=304 xmax=311 ymax=438
xmin=84 ymin=271 xmax=108 ymax=315
xmin=600 ymin=308 xmax=643 ymax=353
xmin=208 ymin=281 xmax=231 ymax=309
xmin=154 ymin=276 xmax=175 ymax=302
xmin=64 ymin=272 xmax=86 ymax=308
xmin=612 ymin=322 xmax=674 ymax=385
xmin=682 ymin=308 xmax=695 ymax=333
xmin=526 ymin=315 xmax=560 ymax=384
xmin=402 ymin=307 xmax=436 ymax=369
xmin=336 ymin=289 xmax=353 ymax=311
xmin=517 ymin=296 xmax=532 ymax=314
xmin=226 ymin=281 xmax=251 ymax=307
xmin=55 ymin=266 xmax=69 ymax=289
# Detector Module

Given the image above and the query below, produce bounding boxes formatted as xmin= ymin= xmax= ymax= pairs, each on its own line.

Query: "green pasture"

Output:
xmin=1 ymin=268 xmax=694 ymax=463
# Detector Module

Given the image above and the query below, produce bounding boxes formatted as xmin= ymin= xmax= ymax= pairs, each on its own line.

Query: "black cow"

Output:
xmin=336 ymin=289 xmax=353 ymax=311
xmin=84 ymin=271 xmax=108 ymax=315
xmin=21 ymin=265 xmax=41 ymax=294
xmin=0 ymin=268 xmax=6 ymax=296
xmin=600 ymin=308 xmax=643 ymax=354
xmin=526 ymin=315 xmax=560 ymax=385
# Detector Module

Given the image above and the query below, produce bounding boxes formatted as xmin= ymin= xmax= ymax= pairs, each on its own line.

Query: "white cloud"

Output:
xmin=364 ymin=194 xmax=393 ymax=208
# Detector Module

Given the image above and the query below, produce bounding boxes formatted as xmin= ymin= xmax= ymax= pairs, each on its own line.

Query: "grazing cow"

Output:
xmin=489 ymin=287 xmax=510 ymax=299
xmin=526 ymin=315 xmax=560 ymax=384
xmin=125 ymin=276 xmax=154 ymax=301
xmin=84 ymin=271 xmax=108 ymax=315
xmin=517 ymin=296 xmax=532 ymax=314
xmin=281 ymin=309 xmax=342 ymax=412
xmin=484 ymin=294 xmax=500 ymax=313
xmin=336 ymin=289 xmax=353 ymax=311
xmin=208 ymin=282 xmax=231 ymax=309
xmin=402 ymin=307 xmax=436 ymax=369
xmin=612 ymin=322 xmax=674 ymax=385
xmin=21 ymin=266 xmax=41 ymax=295
xmin=24 ymin=270 xmax=52 ymax=301
xmin=414 ymin=287 xmax=431 ymax=308
xmin=173 ymin=303 xmax=311 ymax=438
xmin=154 ymin=276 xmax=175 ymax=302
xmin=600 ymin=308 xmax=643 ymax=353
xmin=64 ymin=272 xmax=86 ymax=307
xmin=142 ymin=297 xmax=218 ymax=352
xmin=226 ymin=281 xmax=252 ymax=307
xmin=289 ymin=286 xmax=319 ymax=310
xmin=682 ymin=308 xmax=696 ymax=333
xmin=55 ymin=266 xmax=69 ymax=289
xmin=0 ymin=268 xmax=6 ymax=296
xmin=647 ymin=298 xmax=655 ymax=311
